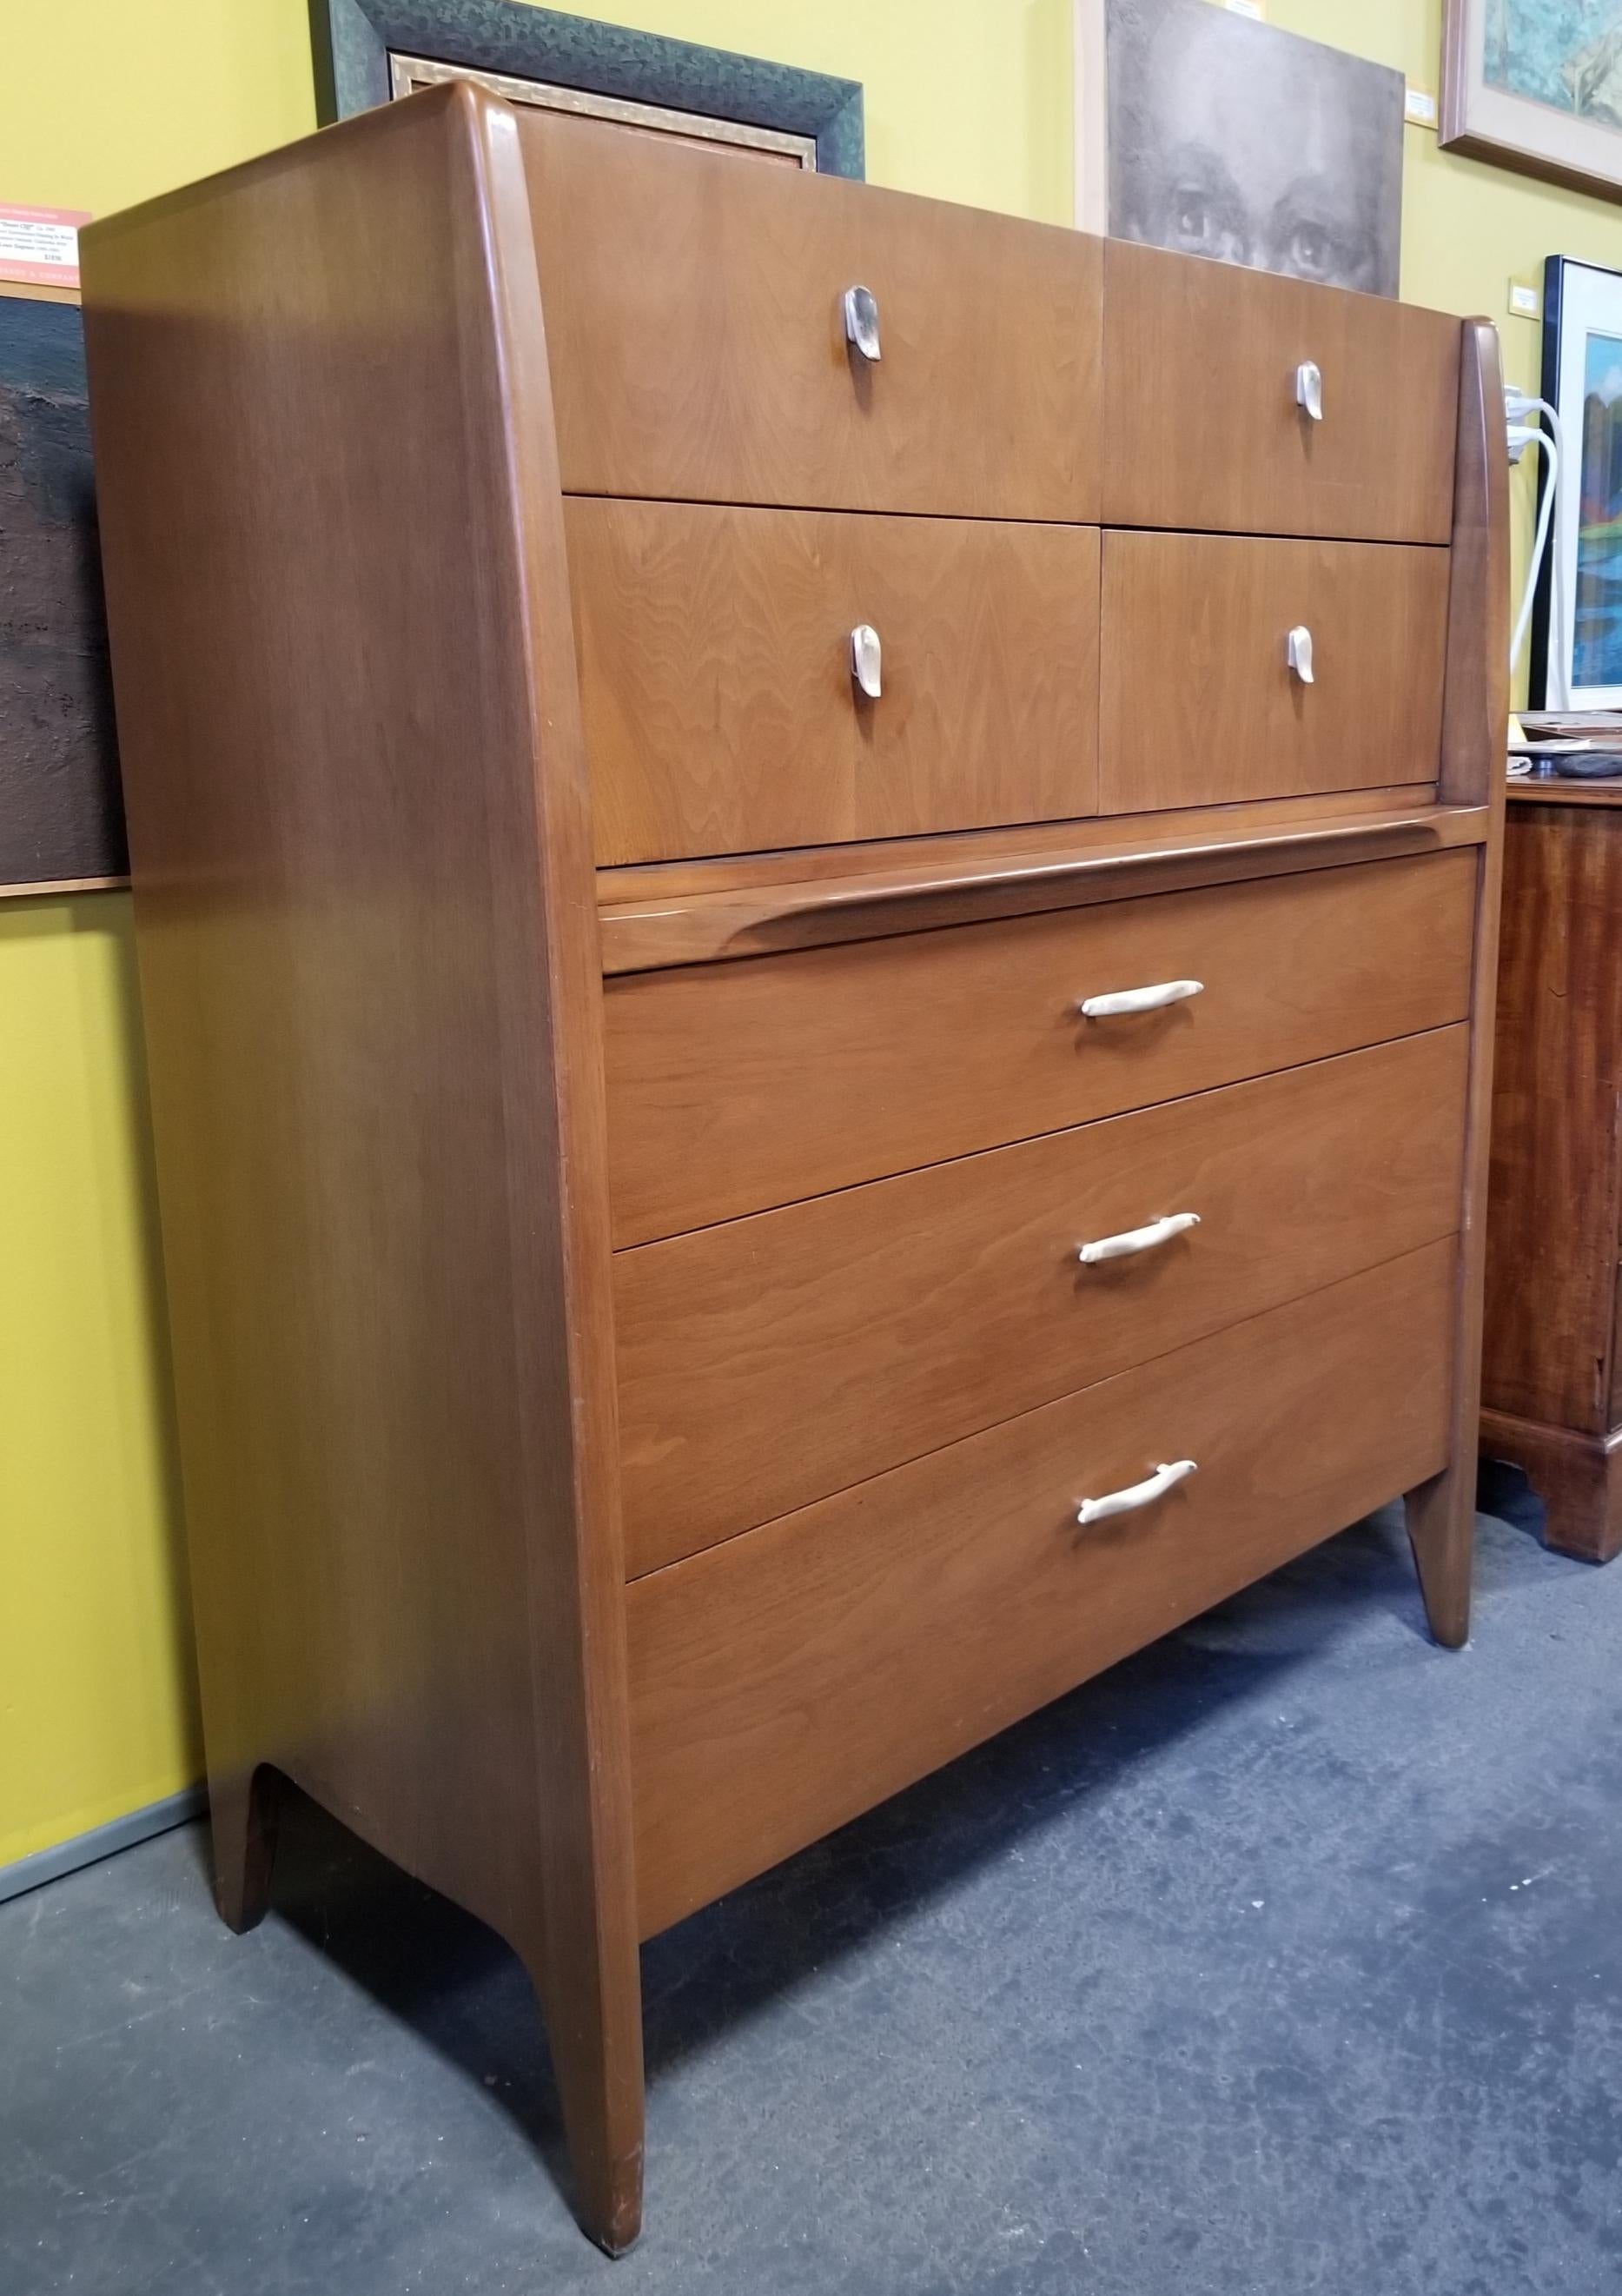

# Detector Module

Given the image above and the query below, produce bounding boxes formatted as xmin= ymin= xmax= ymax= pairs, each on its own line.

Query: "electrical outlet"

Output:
xmin=1508 ymin=281 xmax=1541 ymax=319
xmin=1403 ymin=85 xmax=1438 ymax=127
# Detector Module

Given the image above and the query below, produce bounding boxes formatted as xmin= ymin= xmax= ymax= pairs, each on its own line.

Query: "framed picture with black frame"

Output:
xmin=1531 ymin=254 xmax=1622 ymax=710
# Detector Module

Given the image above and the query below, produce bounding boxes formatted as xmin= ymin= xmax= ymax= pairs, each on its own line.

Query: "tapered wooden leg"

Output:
xmin=516 ymin=1929 xmax=645 ymax=2255
xmin=209 ymin=1762 xmax=281 ymax=1934
xmin=1404 ymin=1465 xmax=1473 ymax=1648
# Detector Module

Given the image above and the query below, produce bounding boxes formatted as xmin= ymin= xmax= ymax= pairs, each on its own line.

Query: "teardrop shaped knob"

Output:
xmin=1287 ymin=626 xmax=1315 ymax=684
xmin=851 ymin=622 xmax=883 ymax=700
xmin=1295 ymin=360 xmax=1323 ymax=421
xmin=843 ymin=284 xmax=881 ymax=362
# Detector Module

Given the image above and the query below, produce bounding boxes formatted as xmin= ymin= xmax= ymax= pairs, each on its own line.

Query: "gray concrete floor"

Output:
xmin=5 ymin=1475 xmax=1621 ymax=2295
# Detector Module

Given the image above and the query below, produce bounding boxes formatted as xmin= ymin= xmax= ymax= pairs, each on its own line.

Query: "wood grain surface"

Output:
xmin=520 ymin=107 xmax=1102 ymax=519
xmin=1480 ymin=1409 xmax=1622 ymax=1565
xmin=628 ymin=1242 xmax=1456 ymax=1936
xmin=595 ymin=797 xmax=1486 ymax=972
xmin=604 ymin=849 xmax=1478 ymax=1244
xmin=1407 ymin=318 xmax=1510 ymax=1646
xmin=567 ymin=499 xmax=1100 ymax=862
xmin=597 ymin=782 xmax=1444 ymax=906
xmin=81 ymin=84 xmax=645 ymax=2252
xmin=1482 ymin=802 xmax=1622 ymax=1434
xmin=615 ymin=1027 xmax=1468 ymax=1570
xmin=1100 ymin=531 xmax=1449 ymax=813
xmin=1102 ymin=240 xmax=1459 ymax=541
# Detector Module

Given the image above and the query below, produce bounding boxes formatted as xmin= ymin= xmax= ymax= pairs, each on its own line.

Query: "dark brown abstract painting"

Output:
xmin=0 ymin=293 xmax=125 ymax=886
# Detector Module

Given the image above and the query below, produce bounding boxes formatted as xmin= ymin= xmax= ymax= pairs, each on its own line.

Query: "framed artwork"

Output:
xmin=1530 ymin=255 xmax=1622 ymax=708
xmin=1441 ymin=1 xmax=1622 ymax=198
xmin=309 ymin=0 xmax=865 ymax=176
xmin=1075 ymin=0 xmax=1402 ymax=295
xmin=0 ymin=289 xmax=125 ymax=890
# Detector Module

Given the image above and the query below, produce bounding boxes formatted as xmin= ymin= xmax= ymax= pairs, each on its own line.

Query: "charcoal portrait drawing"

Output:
xmin=1096 ymin=0 xmax=1403 ymax=295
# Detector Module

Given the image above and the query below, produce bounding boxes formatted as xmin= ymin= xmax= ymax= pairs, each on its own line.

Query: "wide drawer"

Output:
xmin=628 ymin=1242 xmax=1456 ymax=1935
xmin=1101 ymin=241 xmax=1459 ymax=541
xmin=521 ymin=109 xmax=1102 ymax=520
xmin=604 ymin=849 xmax=1478 ymax=1244
xmin=616 ymin=1028 xmax=1467 ymax=1571
xmin=568 ymin=501 xmax=1101 ymax=864
xmin=1100 ymin=533 xmax=1449 ymax=813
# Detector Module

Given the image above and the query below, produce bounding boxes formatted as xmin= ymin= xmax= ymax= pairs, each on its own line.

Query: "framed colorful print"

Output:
xmin=1530 ymin=255 xmax=1622 ymax=708
xmin=1441 ymin=0 xmax=1622 ymax=199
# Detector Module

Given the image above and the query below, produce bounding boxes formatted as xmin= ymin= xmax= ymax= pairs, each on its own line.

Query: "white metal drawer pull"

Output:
xmin=1076 ymin=1458 xmax=1198 ymax=1528
xmin=1077 ymin=1211 xmax=1200 ymax=1266
xmin=843 ymin=283 xmax=882 ymax=362
xmin=1295 ymin=360 xmax=1323 ymax=421
xmin=1079 ymin=978 xmax=1202 ymax=1019
xmin=850 ymin=622 xmax=883 ymax=699
xmin=1287 ymin=625 xmax=1314 ymax=684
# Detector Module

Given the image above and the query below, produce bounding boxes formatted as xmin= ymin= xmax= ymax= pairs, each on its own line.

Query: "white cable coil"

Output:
xmin=1077 ymin=1211 xmax=1201 ymax=1265
xmin=1079 ymin=978 xmax=1203 ymax=1019
xmin=1076 ymin=1458 xmax=1198 ymax=1528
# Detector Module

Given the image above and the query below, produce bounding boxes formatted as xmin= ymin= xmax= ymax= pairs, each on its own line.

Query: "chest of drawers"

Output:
xmin=81 ymin=84 xmax=1507 ymax=2254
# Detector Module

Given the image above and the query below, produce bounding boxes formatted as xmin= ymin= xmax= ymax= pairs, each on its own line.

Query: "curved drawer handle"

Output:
xmin=1295 ymin=359 xmax=1323 ymax=421
xmin=1079 ymin=978 xmax=1202 ymax=1019
xmin=1076 ymin=1458 xmax=1198 ymax=1529
xmin=1077 ymin=1211 xmax=1201 ymax=1266
xmin=850 ymin=621 xmax=883 ymax=700
xmin=843 ymin=283 xmax=882 ymax=362
xmin=1287 ymin=625 xmax=1314 ymax=684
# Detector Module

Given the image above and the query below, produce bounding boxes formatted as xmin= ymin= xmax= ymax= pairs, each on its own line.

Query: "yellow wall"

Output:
xmin=4 ymin=0 xmax=1622 ymax=1865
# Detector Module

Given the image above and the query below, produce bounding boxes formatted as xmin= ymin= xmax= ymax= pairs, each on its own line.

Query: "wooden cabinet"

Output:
xmin=1481 ymin=785 xmax=1622 ymax=1561
xmin=80 ymin=84 xmax=1506 ymax=2259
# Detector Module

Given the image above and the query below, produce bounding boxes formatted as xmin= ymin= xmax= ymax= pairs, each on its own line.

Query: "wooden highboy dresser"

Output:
xmin=82 ymin=86 xmax=1506 ymax=2253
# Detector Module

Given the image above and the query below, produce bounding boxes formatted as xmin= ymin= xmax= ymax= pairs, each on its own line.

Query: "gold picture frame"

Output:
xmin=387 ymin=53 xmax=816 ymax=168
xmin=1441 ymin=0 xmax=1622 ymax=200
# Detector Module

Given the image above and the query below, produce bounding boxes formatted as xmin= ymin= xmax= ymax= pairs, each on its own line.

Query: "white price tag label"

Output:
xmin=0 ymin=203 xmax=92 ymax=289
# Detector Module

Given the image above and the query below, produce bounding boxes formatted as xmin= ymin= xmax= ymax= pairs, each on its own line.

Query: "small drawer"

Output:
xmin=628 ymin=1242 xmax=1455 ymax=1934
xmin=603 ymin=849 xmax=1478 ymax=1244
xmin=1102 ymin=241 xmax=1459 ymax=541
xmin=615 ymin=1027 xmax=1467 ymax=1571
xmin=569 ymin=500 xmax=1101 ymax=865
xmin=521 ymin=109 xmax=1102 ymax=521
xmin=1100 ymin=532 xmax=1449 ymax=813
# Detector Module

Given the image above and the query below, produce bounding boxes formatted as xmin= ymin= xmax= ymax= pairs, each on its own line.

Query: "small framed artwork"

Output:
xmin=1441 ymin=0 xmax=1622 ymax=200
xmin=1531 ymin=255 xmax=1622 ymax=707
xmin=1075 ymin=0 xmax=1402 ymax=295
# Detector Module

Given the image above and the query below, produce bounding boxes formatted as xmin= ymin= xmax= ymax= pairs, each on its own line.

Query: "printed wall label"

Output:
xmin=0 ymin=203 xmax=92 ymax=289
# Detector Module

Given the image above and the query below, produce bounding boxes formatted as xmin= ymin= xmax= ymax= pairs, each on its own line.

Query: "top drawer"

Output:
xmin=1102 ymin=242 xmax=1460 ymax=542
xmin=519 ymin=110 xmax=1102 ymax=521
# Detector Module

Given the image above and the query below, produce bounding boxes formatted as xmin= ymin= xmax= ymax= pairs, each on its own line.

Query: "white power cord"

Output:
xmin=1506 ymin=388 xmax=1565 ymax=703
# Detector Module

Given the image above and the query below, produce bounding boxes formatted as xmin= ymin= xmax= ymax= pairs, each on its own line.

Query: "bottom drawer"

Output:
xmin=628 ymin=1242 xmax=1455 ymax=1936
